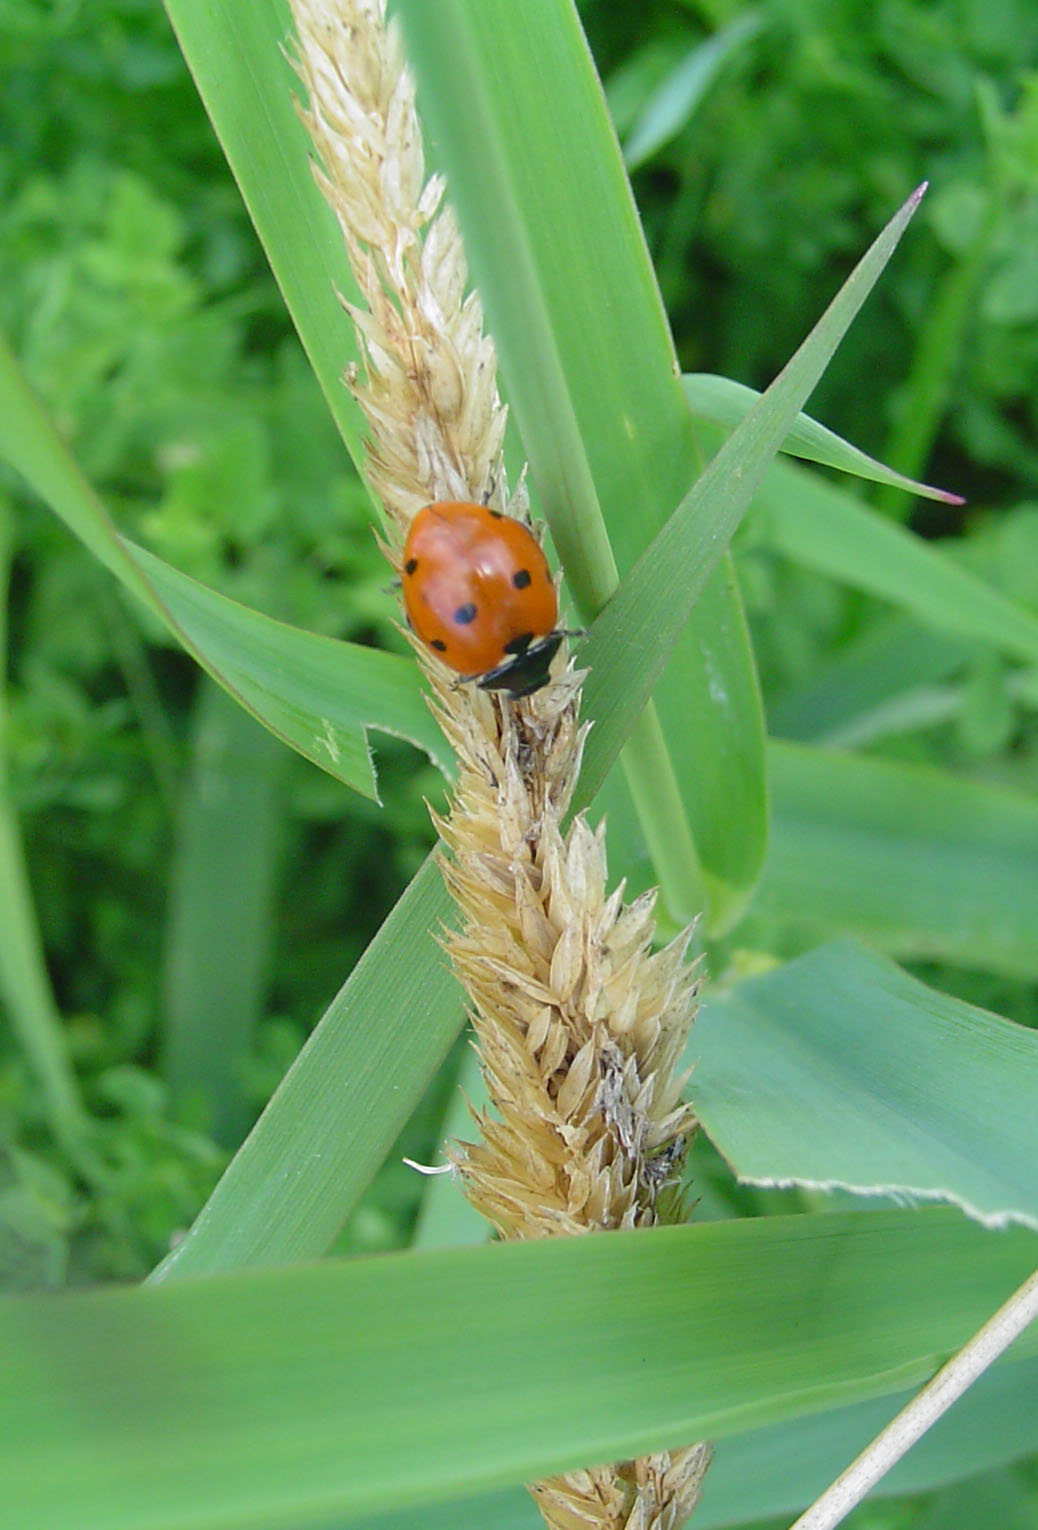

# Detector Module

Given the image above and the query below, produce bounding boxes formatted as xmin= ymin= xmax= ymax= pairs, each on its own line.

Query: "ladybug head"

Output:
xmin=475 ymin=633 xmax=565 ymax=700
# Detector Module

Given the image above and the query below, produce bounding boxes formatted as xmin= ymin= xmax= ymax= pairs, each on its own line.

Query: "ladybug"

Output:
xmin=402 ymin=501 xmax=565 ymax=699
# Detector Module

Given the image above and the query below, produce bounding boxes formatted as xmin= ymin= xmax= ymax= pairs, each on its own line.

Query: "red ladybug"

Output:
xmin=402 ymin=501 xmax=565 ymax=699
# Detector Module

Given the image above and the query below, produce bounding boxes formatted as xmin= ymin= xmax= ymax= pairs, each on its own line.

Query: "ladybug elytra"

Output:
xmin=402 ymin=501 xmax=565 ymax=699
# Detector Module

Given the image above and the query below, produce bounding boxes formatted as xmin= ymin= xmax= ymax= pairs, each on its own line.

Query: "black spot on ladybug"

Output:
xmin=512 ymin=568 xmax=532 ymax=590
xmin=404 ymin=557 xmax=418 ymax=576
xmin=431 ymin=639 xmax=448 ymax=652
xmin=504 ymin=632 xmax=533 ymax=655
xmin=453 ymin=602 xmax=477 ymax=626
xmin=488 ymin=509 xmax=503 ymax=519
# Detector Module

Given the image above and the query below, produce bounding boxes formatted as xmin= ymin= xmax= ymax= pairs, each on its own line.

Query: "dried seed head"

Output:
xmin=288 ymin=3 xmax=709 ymax=1525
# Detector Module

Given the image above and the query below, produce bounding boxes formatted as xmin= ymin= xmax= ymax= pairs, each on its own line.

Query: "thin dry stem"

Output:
xmin=288 ymin=3 xmax=711 ymax=1524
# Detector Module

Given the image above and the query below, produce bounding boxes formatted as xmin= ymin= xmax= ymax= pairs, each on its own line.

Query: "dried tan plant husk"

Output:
xmin=288 ymin=3 xmax=711 ymax=1524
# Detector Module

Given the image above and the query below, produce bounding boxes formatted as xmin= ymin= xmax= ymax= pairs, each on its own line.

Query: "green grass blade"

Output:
xmin=574 ymin=185 xmax=928 ymax=808
xmin=690 ymin=939 xmax=1038 ymax=1229
xmin=151 ymin=854 xmax=461 ymax=1279
xmin=623 ymin=13 xmax=764 ymax=171
xmin=744 ymin=449 xmax=1038 ymax=664
xmin=131 ymin=545 xmax=449 ymax=791
xmin=7 ymin=1211 xmax=1036 ymax=1530
xmin=756 ymin=742 xmax=1038 ymax=978
xmin=362 ymin=1357 xmax=1038 ymax=1529
xmin=0 ymin=330 xmax=446 ymax=797
xmin=683 ymin=372 xmax=964 ymax=502
xmin=163 ymin=0 xmax=369 ymax=461
xmin=397 ymin=0 xmax=768 ymax=930
xmin=161 ymin=680 xmax=286 ymax=1146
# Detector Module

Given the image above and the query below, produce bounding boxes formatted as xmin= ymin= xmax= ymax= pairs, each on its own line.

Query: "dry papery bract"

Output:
xmin=288 ymin=0 xmax=711 ymax=1523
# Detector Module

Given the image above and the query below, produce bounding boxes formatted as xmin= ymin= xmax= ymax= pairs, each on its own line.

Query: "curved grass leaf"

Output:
xmin=397 ymin=0 xmax=768 ymax=931
xmin=0 ymin=331 xmax=447 ymax=797
xmin=575 ymin=186 xmax=928 ymax=806
xmin=690 ymin=939 xmax=1038 ymax=1229
xmin=683 ymin=372 xmax=964 ymax=502
xmin=740 ymin=447 xmax=1038 ymax=665
xmin=756 ymin=742 xmax=1038 ymax=978
xmin=8 ymin=1211 xmax=1037 ymax=1530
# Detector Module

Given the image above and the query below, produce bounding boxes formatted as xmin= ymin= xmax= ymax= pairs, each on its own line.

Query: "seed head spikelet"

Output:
xmin=288 ymin=2 xmax=711 ymax=1523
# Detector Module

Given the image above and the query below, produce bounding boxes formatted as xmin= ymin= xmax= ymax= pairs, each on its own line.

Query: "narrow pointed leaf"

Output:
xmin=683 ymin=371 xmax=963 ymax=501
xmin=574 ymin=186 xmax=927 ymax=806
xmin=623 ymin=13 xmax=764 ymax=170
xmin=151 ymin=854 xmax=462 ymax=1279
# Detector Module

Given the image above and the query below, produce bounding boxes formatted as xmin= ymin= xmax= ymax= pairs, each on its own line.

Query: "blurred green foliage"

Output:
xmin=0 ymin=0 xmax=444 ymax=1281
xmin=1 ymin=0 xmax=1035 ymax=1316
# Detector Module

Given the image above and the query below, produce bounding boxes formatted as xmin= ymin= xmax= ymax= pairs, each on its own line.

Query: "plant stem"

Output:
xmin=789 ymin=1265 xmax=1038 ymax=1530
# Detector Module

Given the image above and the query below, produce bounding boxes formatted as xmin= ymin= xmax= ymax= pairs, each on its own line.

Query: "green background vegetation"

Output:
xmin=1 ymin=1 xmax=1036 ymax=1526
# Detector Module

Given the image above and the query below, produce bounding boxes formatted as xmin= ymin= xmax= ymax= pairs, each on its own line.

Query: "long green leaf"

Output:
xmin=151 ymin=854 xmax=462 ymax=1279
xmin=363 ymin=1357 xmax=1038 ymax=1530
xmin=7 ymin=1212 xmax=1036 ymax=1530
xmin=574 ymin=185 xmax=928 ymax=806
xmin=683 ymin=372 xmax=963 ymax=502
xmin=0 ymin=331 xmax=447 ymax=798
xmin=767 ymin=617 xmax=973 ymax=745
xmin=756 ymin=742 xmax=1038 ymax=978
xmin=690 ymin=939 xmax=1038 ymax=1229
xmin=397 ymin=0 xmax=768 ymax=930
xmin=163 ymin=0 xmax=369 ymax=459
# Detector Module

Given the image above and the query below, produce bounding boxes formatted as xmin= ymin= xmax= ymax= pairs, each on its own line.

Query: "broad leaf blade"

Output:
xmin=690 ymin=939 xmax=1038 ymax=1229
xmin=7 ymin=1212 xmax=1037 ymax=1530
xmin=362 ymin=1358 xmax=1038 ymax=1530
